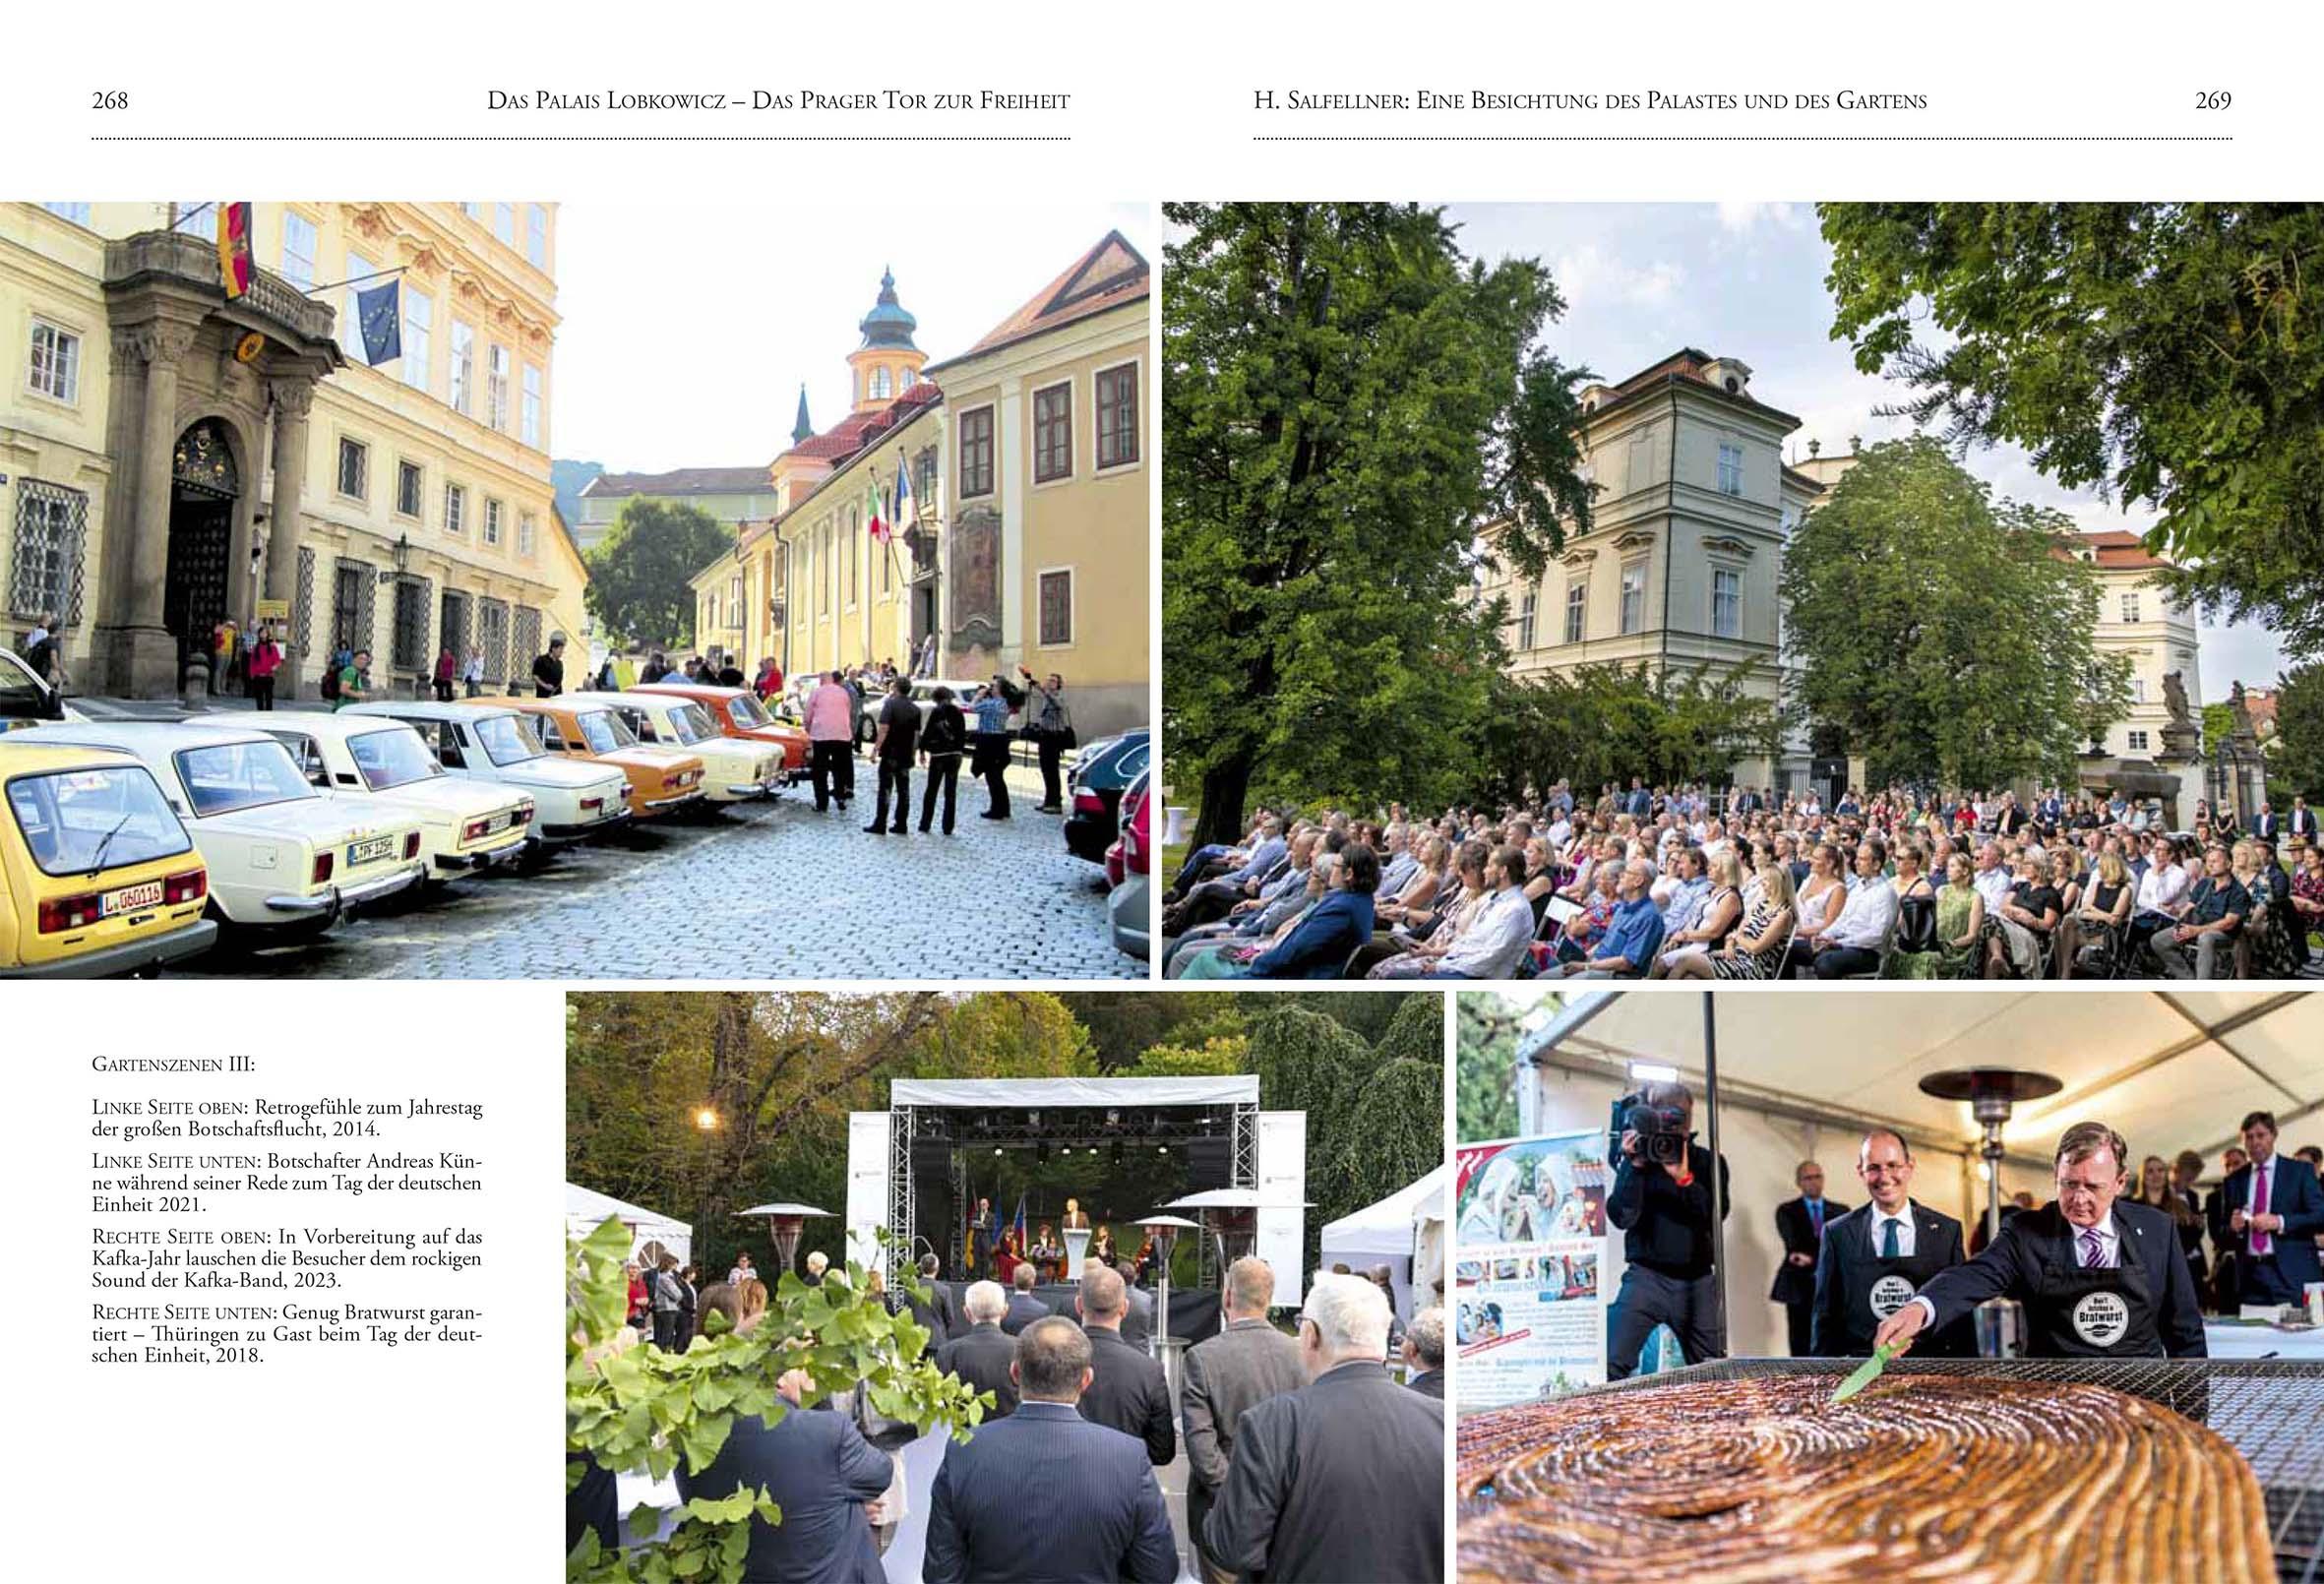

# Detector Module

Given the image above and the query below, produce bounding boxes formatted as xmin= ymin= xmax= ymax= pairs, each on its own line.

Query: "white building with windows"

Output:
xmin=2065 ymin=529 xmax=2203 ymax=761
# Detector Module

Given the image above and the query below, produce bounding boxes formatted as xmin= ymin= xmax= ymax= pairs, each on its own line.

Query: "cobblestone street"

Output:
xmin=167 ymin=762 xmax=1141 ymax=980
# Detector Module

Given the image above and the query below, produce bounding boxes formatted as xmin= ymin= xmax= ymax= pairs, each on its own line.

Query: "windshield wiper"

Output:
xmin=84 ymin=810 xmax=138 ymax=875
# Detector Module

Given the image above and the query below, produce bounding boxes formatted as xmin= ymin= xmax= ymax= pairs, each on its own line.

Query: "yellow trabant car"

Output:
xmin=0 ymin=740 xmax=216 ymax=976
xmin=568 ymin=690 xmax=781 ymax=803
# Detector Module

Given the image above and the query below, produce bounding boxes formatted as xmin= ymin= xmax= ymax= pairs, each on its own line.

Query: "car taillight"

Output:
xmin=403 ymin=831 xmax=422 ymax=859
xmin=515 ymin=805 xmax=533 ymax=824
xmin=1073 ymin=791 xmax=1106 ymax=816
xmin=37 ymin=891 xmax=103 ymax=933
xmin=663 ymin=773 xmax=681 ymax=790
xmin=581 ymin=796 xmax=602 ymax=811
xmin=164 ymin=869 xmax=207 ymax=904
xmin=311 ymin=851 xmax=335 ymax=885
xmin=463 ymin=818 xmax=490 ymax=840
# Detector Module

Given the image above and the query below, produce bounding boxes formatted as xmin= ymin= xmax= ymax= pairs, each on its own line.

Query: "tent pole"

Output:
xmin=1702 ymin=991 xmax=1727 ymax=1360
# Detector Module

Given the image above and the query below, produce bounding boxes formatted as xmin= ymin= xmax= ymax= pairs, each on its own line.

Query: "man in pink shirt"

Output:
xmin=805 ymin=670 xmax=857 ymax=813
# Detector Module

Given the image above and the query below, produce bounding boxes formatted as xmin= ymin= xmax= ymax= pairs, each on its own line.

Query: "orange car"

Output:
xmin=475 ymin=697 xmax=706 ymax=819
xmin=633 ymin=683 xmax=810 ymax=782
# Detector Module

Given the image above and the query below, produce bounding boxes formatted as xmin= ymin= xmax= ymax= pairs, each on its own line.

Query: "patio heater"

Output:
xmin=736 ymin=1201 xmax=833 ymax=1279
xmin=1916 ymin=1069 xmax=2061 ymax=1247
xmin=1135 ymin=1214 xmax=1200 ymax=1361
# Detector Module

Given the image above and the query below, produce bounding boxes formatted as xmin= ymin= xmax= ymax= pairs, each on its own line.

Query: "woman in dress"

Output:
xmin=1780 ymin=841 xmax=1848 ymax=979
xmin=2290 ymin=839 xmax=2324 ymax=969
xmin=1648 ymin=848 xmax=1744 ymax=977
xmin=1669 ymin=859 xmax=1795 ymax=981
xmin=2058 ymin=848 xmax=2133 ymax=978
xmin=1893 ymin=850 xmax=1983 ymax=980
xmin=1880 ymin=841 xmax=1941 ymax=975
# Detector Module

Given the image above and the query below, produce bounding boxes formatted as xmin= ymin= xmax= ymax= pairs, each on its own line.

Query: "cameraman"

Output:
xmin=1606 ymin=1079 xmax=1732 ymax=1380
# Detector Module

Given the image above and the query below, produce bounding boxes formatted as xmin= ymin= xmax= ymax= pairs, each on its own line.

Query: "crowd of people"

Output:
xmin=1162 ymin=779 xmax=2323 ymax=980
xmin=581 ymin=1249 xmax=1447 ymax=1583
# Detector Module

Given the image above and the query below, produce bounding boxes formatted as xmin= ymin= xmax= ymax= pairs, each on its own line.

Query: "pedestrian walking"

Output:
xmin=919 ymin=685 xmax=966 ymax=835
xmin=23 ymin=612 xmax=65 ymax=692
xmin=866 ymin=675 xmax=920 ymax=835
xmin=432 ymin=644 xmax=457 ymax=702
xmin=246 ymin=624 xmax=282 ymax=711
xmin=805 ymin=670 xmax=856 ymax=812
xmin=970 ymin=674 xmax=1018 ymax=821
xmin=461 ymin=646 xmax=485 ymax=698
xmin=754 ymin=655 xmax=783 ymax=701
xmin=334 ymin=647 xmax=375 ymax=710
xmin=532 ymin=634 xmax=567 ymax=698
xmin=1019 ymin=666 xmax=1074 ymax=813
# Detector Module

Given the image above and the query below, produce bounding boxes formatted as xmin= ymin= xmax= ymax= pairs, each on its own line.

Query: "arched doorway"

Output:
xmin=163 ymin=418 xmax=240 ymax=657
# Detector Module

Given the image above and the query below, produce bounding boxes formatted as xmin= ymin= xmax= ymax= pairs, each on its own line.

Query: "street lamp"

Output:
xmin=736 ymin=1201 xmax=833 ymax=1280
xmin=1134 ymin=1214 xmax=1199 ymax=1361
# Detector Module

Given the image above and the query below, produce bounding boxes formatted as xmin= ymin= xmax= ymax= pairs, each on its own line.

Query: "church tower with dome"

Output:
xmin=845 ymin=268 xmax=927 ymax=413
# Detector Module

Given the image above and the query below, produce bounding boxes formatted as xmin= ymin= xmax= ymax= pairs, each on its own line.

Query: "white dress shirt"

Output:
xmin=1824 ymin=874 xmax=1901 ymax=950
xmin=1868 ymin=1200 xmax=1920 ymax=1257
xmin=2136 ymin=861 xmax=2189 ymax=915
xmin=1972 ymin=864 xmax=2015 ymax=915
xmin=1438 ymin=884 xmax=1535 ymax=978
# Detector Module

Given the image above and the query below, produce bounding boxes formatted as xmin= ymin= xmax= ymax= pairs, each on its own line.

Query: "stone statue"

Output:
xmin=2162 ymin=669 xmax=2191 ymax=726
xmin=2230 ymin=680 xmax=2256 ymax=738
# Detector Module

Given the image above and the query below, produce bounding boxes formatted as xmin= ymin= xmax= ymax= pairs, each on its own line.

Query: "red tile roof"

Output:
xmin=2054 ymin=528 xmax=2171 ymax=571
xmin=927 ymin=230 xmax=1150 ymax=371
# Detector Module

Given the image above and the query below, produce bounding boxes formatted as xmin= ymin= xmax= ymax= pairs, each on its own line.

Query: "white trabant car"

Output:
xmin=210 ymin=711 xmax=536 ymax=881
xmin=7 ymin=721 xmax=426 ymax=936
xmin=566 ymin=690 xmax=782 ymax=803
xmin=341 ymin=700 xmax=631 ymax=848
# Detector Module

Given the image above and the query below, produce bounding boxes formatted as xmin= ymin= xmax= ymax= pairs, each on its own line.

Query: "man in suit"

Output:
xmin=918 ymin=1252 xmax=960 ymax=1340
xmin=924 ymin=1316 xmax=1178 ymax=1584
xmin=675 ymin=1366 xmax=891 ymax=1584
xmin=1113 ymin=1259 xmax=1154 ymax=1351
xmin=1770 ymin=1161 xmax=1845 ymax=1357
xmin=1074 ymin=1263 xmax=1175 ymax=1466
xmin=935 ymin=1280 xmax=1020 ymax=1418
xmin=2289 ymin=796 xmax=2318 ymax=841
xmin=1001 ymin=1262 xmax=1052 ymax=1335
xmin=1811 ymin=1129 xmax=1966 ymax=1358
xmin=1183 ymin=1255 xmax=1308 ymax=1584
xmin=1401 ymin=1306 xmax=1445 ymax=1399
xmin=2219 ymin=1111 xmax=2324 ymax=1307
xmin=1205 ymin=1273 xmax=1444 ymax=1584
xmin=903 ymin=1252 xmax=949 ymax=1357
xmin=1875 ymin=1121 xmax=2206 ymax=1359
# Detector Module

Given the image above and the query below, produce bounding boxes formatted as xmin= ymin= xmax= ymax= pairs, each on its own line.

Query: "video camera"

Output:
xmin=1609 ymin=1090 xmax=1692 ymax=1169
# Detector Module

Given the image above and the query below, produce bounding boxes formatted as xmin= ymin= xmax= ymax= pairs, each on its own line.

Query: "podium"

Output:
xmin=1064 ymin=1226 xmax=1092 ymax=1281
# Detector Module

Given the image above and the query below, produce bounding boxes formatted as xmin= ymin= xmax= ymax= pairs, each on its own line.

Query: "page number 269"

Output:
xmin=2194 ymin=91 xmax=2232 ymax=109
xmin=92 ymin=90 xmax=129 ymax=109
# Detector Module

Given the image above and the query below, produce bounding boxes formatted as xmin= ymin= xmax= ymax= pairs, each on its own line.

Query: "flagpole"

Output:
xmin=302 ymin=264 xmax=409 ymax=297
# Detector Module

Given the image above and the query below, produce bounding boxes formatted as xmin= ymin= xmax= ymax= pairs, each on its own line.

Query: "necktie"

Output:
xmin=1808 ymin=1200 xmax=1823 ymax=1237
xmin=1882 ymin=1218 xmax=1900 ymax=1258
xmin=2080 ymin=1229 xmax=2106 ymax=1269
xmin=2251 ymin=1166 xmax=2273 ymax=1257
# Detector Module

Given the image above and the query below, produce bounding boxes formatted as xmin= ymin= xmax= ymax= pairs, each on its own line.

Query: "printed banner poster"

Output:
xmin=1454 ymin=1130 xmax=1609 ymax=1410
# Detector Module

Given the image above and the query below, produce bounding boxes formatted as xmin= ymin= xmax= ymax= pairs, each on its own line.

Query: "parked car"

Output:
xmin=853 ymin=677 xmax=991 ymax=746
xmin=568 ymin=690 xmax=780 ymax=803
xmin=9 ymin=721 xmax=425 ymax=938
xmin=1064 ymin=729 xmax=1152 ymax=864
xmin=220 ymin=712 xmax=534 ymax=881
xmin=0 ymin=740 xmax=216 ymax=976
xmin=0 ymin=645 xmax=79 ymax=729
xmin=632 ymin=682 xmax=809 ymax=782
xmin=342 ymin=700 xmax=631 ymax=849
xmin=476 ymin=697 xmax=706 ymax=820
xmin=1108 ymin=768 xmax=1151 ymax=961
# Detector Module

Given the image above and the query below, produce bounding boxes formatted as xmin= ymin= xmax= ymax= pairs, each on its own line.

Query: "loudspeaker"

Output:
xmin=1184 ymin=1136 xmax=1233 ymax=1189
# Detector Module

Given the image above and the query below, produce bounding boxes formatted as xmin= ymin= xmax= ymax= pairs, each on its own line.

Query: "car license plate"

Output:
xmin=101 ymin=880 xmax=164 ymax=916
xmin=346 ymin=834 xmax=397 ymax=866
xmin=485 ymin=811 xmax=512 ymax=833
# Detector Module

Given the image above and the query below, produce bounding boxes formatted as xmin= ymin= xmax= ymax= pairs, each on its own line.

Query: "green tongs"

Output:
xmin=1830 ymin=1342 xmax=1897 ymax=1404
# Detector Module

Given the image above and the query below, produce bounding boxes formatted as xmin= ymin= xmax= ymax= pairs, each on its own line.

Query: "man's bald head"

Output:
xmin=1077 ymin=1263 xmax=1127 ymax=1328
xmin=1012 ymin=1262 xmax=1038 ymax=1292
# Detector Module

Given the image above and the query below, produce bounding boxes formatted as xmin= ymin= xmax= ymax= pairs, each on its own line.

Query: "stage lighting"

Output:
xmin=1157 ymin=1146 xmax=1168 ymax=1155
xmin=993 ymin=1146 xmax=1003 ymax=1156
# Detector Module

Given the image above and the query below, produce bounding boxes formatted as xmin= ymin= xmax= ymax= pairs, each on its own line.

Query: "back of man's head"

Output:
xmin=1015 ymin=1316 xmax=1093 ymax=1404
xmin=963 ymin=1280 xmax=1007 ymax=1324
xmin=1301 ymin=1271 xmax=1392 ymax=1369
xmin=918 ymin=1252 xmax=940 ymax=1278
xmin=1406 ymin=1307 xmax=1446 ymax=1371
xmin=1078 ymin=1263 xmax=1127 ymax=1327
xmin=1012 ymin=1262 xmax=1038 ymax=1293
xmin=1225 ymin=1255 xmax=1276 ymax=1317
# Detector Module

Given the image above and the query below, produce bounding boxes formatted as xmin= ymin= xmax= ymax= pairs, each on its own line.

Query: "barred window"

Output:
xmin=958 ymin=406 xmax=994 ymax=498
xmin=336 ymin=437 xmax=368 ymax=500
xmin=477 ymin=597 xmax=511 ymax=684
xmin=28 ymin=319 xmax=81 ymax=403
xmin=330 ymin=559 xmax=375 ymax=659
xmin=396 ymin=459 xmax=423 ymax=519
xmin=512 ymin=605 xmax=542 ymax=671
xmin=1033 ymin=382 xmax=1072 ymax=483
xmin=391 ymin=576 xmax=431 ymax=672
xmin=9 ymin=479 xmax=89 ymax=624
xmin=1095 ymin=363 xmax=1138 ymax=468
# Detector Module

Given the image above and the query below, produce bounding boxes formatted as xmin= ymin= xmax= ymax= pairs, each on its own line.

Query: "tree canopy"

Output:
xmin=1820 ymin=202 xmax=2324 ymax=661
xmin=1778 ymin=437 xmax=2128 ymax=786
xmin=582 ymin=497 xmax=735 ymax=647
xmin=2272 ymin=663 xmax=2324 ymax=800
xmin=1470 ymin=661 xmax=1778 ymax=807
xmin=1163 ymin=202 xmax=1597 ymax=842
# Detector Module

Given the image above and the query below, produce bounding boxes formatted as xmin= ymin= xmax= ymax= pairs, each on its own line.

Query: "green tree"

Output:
xmin=1778 ymin=437 xmax=2128 ymax=786
xmin=2273 ymin=664 xmax=2324 ymax=798
xmin=583 ymin=497 xmax=734 ymax=647
xmin=1163 ymin=202 xmax=1598 ymax=843
xmin=1454 ymin=994 xmax=1531 ymax=1144
xmin=1471 ymin=661 xmax=1778 ymax=805
xmin=1819 ymin=203 xmax=2324 ymax=660
xmin=2202 ymin=701 xmax=2236 ymax=760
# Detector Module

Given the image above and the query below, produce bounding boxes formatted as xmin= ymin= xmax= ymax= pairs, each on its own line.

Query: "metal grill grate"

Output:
xmin=1559 ymin=1358 xmax=2324 ymax=1578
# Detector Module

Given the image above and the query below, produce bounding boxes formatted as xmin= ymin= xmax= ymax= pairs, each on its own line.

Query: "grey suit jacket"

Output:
xmin=935 ymin=1321 xmax=1020 ymax=1418
xmin=1077 ymin=1325 xmax=1176 ymax=1466
xmin=1181 ymin=1318 xmax=1307 ymax=1495
xmin=1204 ymin=1360 xmax=1444 ymax=1584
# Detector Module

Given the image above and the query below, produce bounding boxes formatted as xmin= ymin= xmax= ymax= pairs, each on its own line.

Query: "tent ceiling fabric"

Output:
xmin=1538 ymin=991 xmax=2324 ymax=1162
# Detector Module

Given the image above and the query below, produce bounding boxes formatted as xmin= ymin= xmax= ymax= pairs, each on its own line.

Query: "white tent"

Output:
xmin=567 ymin=1183 xmax=693 ymax=1265
xmin=1320 ymin=1164 xmax=1448 ymax=1321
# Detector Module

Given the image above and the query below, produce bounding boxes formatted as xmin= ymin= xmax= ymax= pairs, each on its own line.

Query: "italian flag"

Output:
xmin=866 ymin=478 xmax=887 ymax=542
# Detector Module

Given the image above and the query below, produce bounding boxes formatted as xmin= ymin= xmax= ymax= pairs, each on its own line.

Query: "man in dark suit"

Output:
xmin=1205 ymin=1272 xmax=1443 ymax=1583
xmin=1811 ymin=1130 xmax=1966 ymax=1358
xmin=924 ymin=1316 xmax=1178 ymax=1584
xmin=919 ymin=1252 xmax=960 ymax=1337
xmin=935 ymin=1280 xmax=1020 ymax=1418
xmin=2219 ymin=1111 xmax=2324 ymax=1307
xmin=1114 ymin=1259 xmax=1154 ymax=1350
xmin=1770 ymin=1160 xmax=1845 ymax=1357
xmin=675 ymin=1366 xmax=891 ymax=1584
xmin=2288 ymin=796 xmax=2318 ymax=841
xmin=1183 ymin=1255 xmax=1308 ymax=1584
xmin=1875 ymin=1122 xmax=2206 ymax=1359
xmin=1074 ymin=1264 xmax=1175 ymax=1466
xmin=1401 ymin=1306 xmax=1445 ymax=1399
xmin=1001 ymin=1262 xmax=1051 ymax=1335
xmin=902 ymin=1253 xmax=949 ymax=1357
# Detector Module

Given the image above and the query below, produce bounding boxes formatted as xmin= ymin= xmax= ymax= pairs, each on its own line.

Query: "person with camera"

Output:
xmin=1605 ymin=1079 xmax=1732 ymax=1380
xmin=1809 ymin=1129 xmax=1967 ymax=1358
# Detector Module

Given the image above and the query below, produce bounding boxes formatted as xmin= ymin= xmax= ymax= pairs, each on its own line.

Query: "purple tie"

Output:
xmin=2079 ymin=1229 xmax=2106 ymax=1269
xmin=2251 ymin=1166 xmax=2273 ymax=1257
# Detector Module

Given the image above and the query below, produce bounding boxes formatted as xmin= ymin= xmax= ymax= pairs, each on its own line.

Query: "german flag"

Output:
xmin=216 ymin=202 xmax=254 ymax=300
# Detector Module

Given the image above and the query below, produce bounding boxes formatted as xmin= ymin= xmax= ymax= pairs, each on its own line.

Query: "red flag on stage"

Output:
xmin=216 ymin=203 xmax=254 ymax=300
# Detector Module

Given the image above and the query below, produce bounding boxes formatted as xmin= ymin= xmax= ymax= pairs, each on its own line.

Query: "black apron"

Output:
xmin=1834 ymin=1216 xmax=1955 ymax=1356
xmin=2026 ymin=1231 xmax=2161 ymax=1358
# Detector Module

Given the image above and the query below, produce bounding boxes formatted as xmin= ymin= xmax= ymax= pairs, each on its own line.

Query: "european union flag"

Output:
xmin=357 ymin=280 xmax=401 ymax=367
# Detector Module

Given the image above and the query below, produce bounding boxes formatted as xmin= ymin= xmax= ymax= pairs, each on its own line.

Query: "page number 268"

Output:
xmin=92 ymin=90 xmax=129 ymax=109
xmin=2194 ymin=91 xmax=2232 ymax=109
